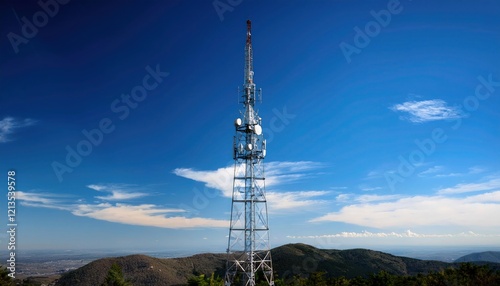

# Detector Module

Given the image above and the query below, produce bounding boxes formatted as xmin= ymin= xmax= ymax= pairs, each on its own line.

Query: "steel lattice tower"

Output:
xmin=225 ymin=20 xmax=274 ymax=286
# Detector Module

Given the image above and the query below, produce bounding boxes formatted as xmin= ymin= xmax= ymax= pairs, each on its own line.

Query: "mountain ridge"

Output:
xmin=455 ymin=251 xmax=500 ymax=263
xmin=53 ymin=243 xmax=500 ymax=286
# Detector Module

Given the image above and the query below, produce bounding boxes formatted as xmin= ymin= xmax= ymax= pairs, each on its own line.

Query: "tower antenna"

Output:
xmin=225 ymin=20 xmax=274 ymax=286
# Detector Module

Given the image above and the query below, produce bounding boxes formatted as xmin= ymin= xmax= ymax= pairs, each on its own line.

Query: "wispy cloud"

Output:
xmin=267 ymin=190 xmax=329 ymax=211
xmin=390 ymin=99 xmax=465 ymax=123
xmin=87 ymin=184 xmax=148 ymax=201
xmin=311 ymin=191 xmax=500 ymax=228
xmin=17 ymin=186 xmax=228 ymax=229
xmin=72 ymin=203 xmax=228 ymax=228
xmin=174 ymin=161 xmax=328 ymax=211
xmin=419 ymin=165 xmax=487 ymax=178
xmin=355 ymin=194 xmax=401 ymax=203
xmin=437 ymin=177 xmax=500 ymax=195
xmin=364 ymin=170 xmax=383 ymax=180
xmin=418 ymin=165 xmax=445 ymax=177
xmin=287 ymin=230 xmax=500 ymax=239
xmin=334 ymin=193 xmax=400 ymax=203
xmin=358 ymin=185 xmax=382 ymax=191
xmin=17 ymin=191 xmax=69 ymax=210
xmin=173 ymin=166 xmax=234 ymax=197
xmin=335 ymin=194 xmax=352 ymax=203
xmin=265 ymin=161 xmax=325 ymax=175
xmin=469 ymin=166 xmax=486 ymax=174
xmin=0 ymin=117 xmax=37 ymax=143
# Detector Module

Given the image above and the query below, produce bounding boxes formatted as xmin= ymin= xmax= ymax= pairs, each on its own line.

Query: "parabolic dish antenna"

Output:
xmin=235 ymin=118 xmax=242 ymax=127
xmin=254 ymin=124 xmax=262 ymax=135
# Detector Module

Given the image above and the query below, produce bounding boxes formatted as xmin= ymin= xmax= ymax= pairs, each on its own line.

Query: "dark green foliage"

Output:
xmin=0 ymin=266 xmax=14 ymax=286
xmin=274 ymin=263 xmax=500 ymax=286
xmin=187 ymin=273 xmax=223 ymax=286
xmin=102 ymin=263 xmax=131 ymax=286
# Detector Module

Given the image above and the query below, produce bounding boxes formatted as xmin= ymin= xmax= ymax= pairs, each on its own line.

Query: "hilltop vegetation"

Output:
xmin=55 ymin=253 xmax=225 ymax=286
xmin=455 ymin=251 xmax=500 ymax=263
xmin=7 ymin=244 xmax=500 ymax=285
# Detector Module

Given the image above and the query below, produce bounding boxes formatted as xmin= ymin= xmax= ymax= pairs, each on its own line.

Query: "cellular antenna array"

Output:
xmin=224 ymin=20 xmax=274 ymax=286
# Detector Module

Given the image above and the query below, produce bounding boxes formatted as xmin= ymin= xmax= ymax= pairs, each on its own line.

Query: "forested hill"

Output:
xmin=455 ymin=251 xmax=500 ymax=263
xmin=54 ymin=243 xmax=500 ymax=286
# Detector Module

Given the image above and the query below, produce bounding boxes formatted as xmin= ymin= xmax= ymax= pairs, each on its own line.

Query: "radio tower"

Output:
xmin=225 ymin=20 xmax=274 ymax=286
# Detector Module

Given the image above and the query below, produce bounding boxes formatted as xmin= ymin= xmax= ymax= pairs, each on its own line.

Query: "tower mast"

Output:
xmin=225 ymin=20 xmax=274 ymax=286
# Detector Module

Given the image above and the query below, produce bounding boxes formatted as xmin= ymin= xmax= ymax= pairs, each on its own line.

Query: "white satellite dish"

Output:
xmin=254 ymin=124 xmax=262 ymax=135
xmin=234 ymin=118 xmax=242 ymax=127
xmin=246 ymin=143 xmax=253 ymax=151
xmin=262 ymin=140 xmax=266 ymax=157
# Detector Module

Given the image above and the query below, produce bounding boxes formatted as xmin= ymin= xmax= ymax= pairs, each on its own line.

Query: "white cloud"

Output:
xmin=72 ymin=203 xmax=228 ymax=228
xmin=173 ymin=166 xmax=234 ymax=197
xmin=87 ymin=184 xmax=148 ymax=201
xmin=418 ymin=165 xmax=444 ymax=177
xmin=334 ymin=193 xmax=400 ymax=203
xmin=364 ymin=170 xmax=382 ymax=180
xmin=0 ymin=117 xmax=37 ymax=143
xmin=310 ymin=191 xmax=500 ymax=228
xmin=287 ymin=230 xmax=500 ymax=239
xmin=267 ymin=191 xmax=329 ymax=210
xmin=355 ymin=194 xmax=401 ymax=203
xmin=17 ymin=188 xmax=228 ymax=229
xmin=435 ymin=173 xmax=462 ymax=178
xmin=358 ymin=185 xmax=382 ymax=191
xmin=469 ymin=166 xmax=486 ymax=174
xmin=174 ymin=161 xmax=328 ymax=211
xmin=265 ymin=161 xmax=325 ymax=175
xmin=173 ymin=161 xmax=325 ymax=198
xmin=390 ymin=99 xmax=464 ymax=123
xmin=419 ymin=165 xmax=487 ymax=178
xmin=437 ymin=177 xmax=500 ymax=194
xmin=335 ymin=194 xmax=352 ymax=202
xmin=87 ymin=184 xmax=106 ymax=191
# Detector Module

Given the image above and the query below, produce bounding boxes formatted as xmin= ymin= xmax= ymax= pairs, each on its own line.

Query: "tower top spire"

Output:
xmin=246 ymin=20 xmax=252 ymax=45
xmin=244 ymin=19 xmax=255 ymax=102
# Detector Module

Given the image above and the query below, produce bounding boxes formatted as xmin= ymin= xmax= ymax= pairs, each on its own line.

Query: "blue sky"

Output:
xmin=1 ymin=0 xmax=500 ymax=252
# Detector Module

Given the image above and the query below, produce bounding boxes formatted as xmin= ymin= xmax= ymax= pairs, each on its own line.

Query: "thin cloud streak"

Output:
xmin=17 ymin=191 xmax=70 ymax=211
xmin=87 ymin=184 xmax=148 ymax=201
xmin=418 ymin=166 xmax=444 ymax=177
xmin=287 ymin=230 xmax=500 ymax=239
xmin=355 ymin=194 xmax=401 ymax=203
